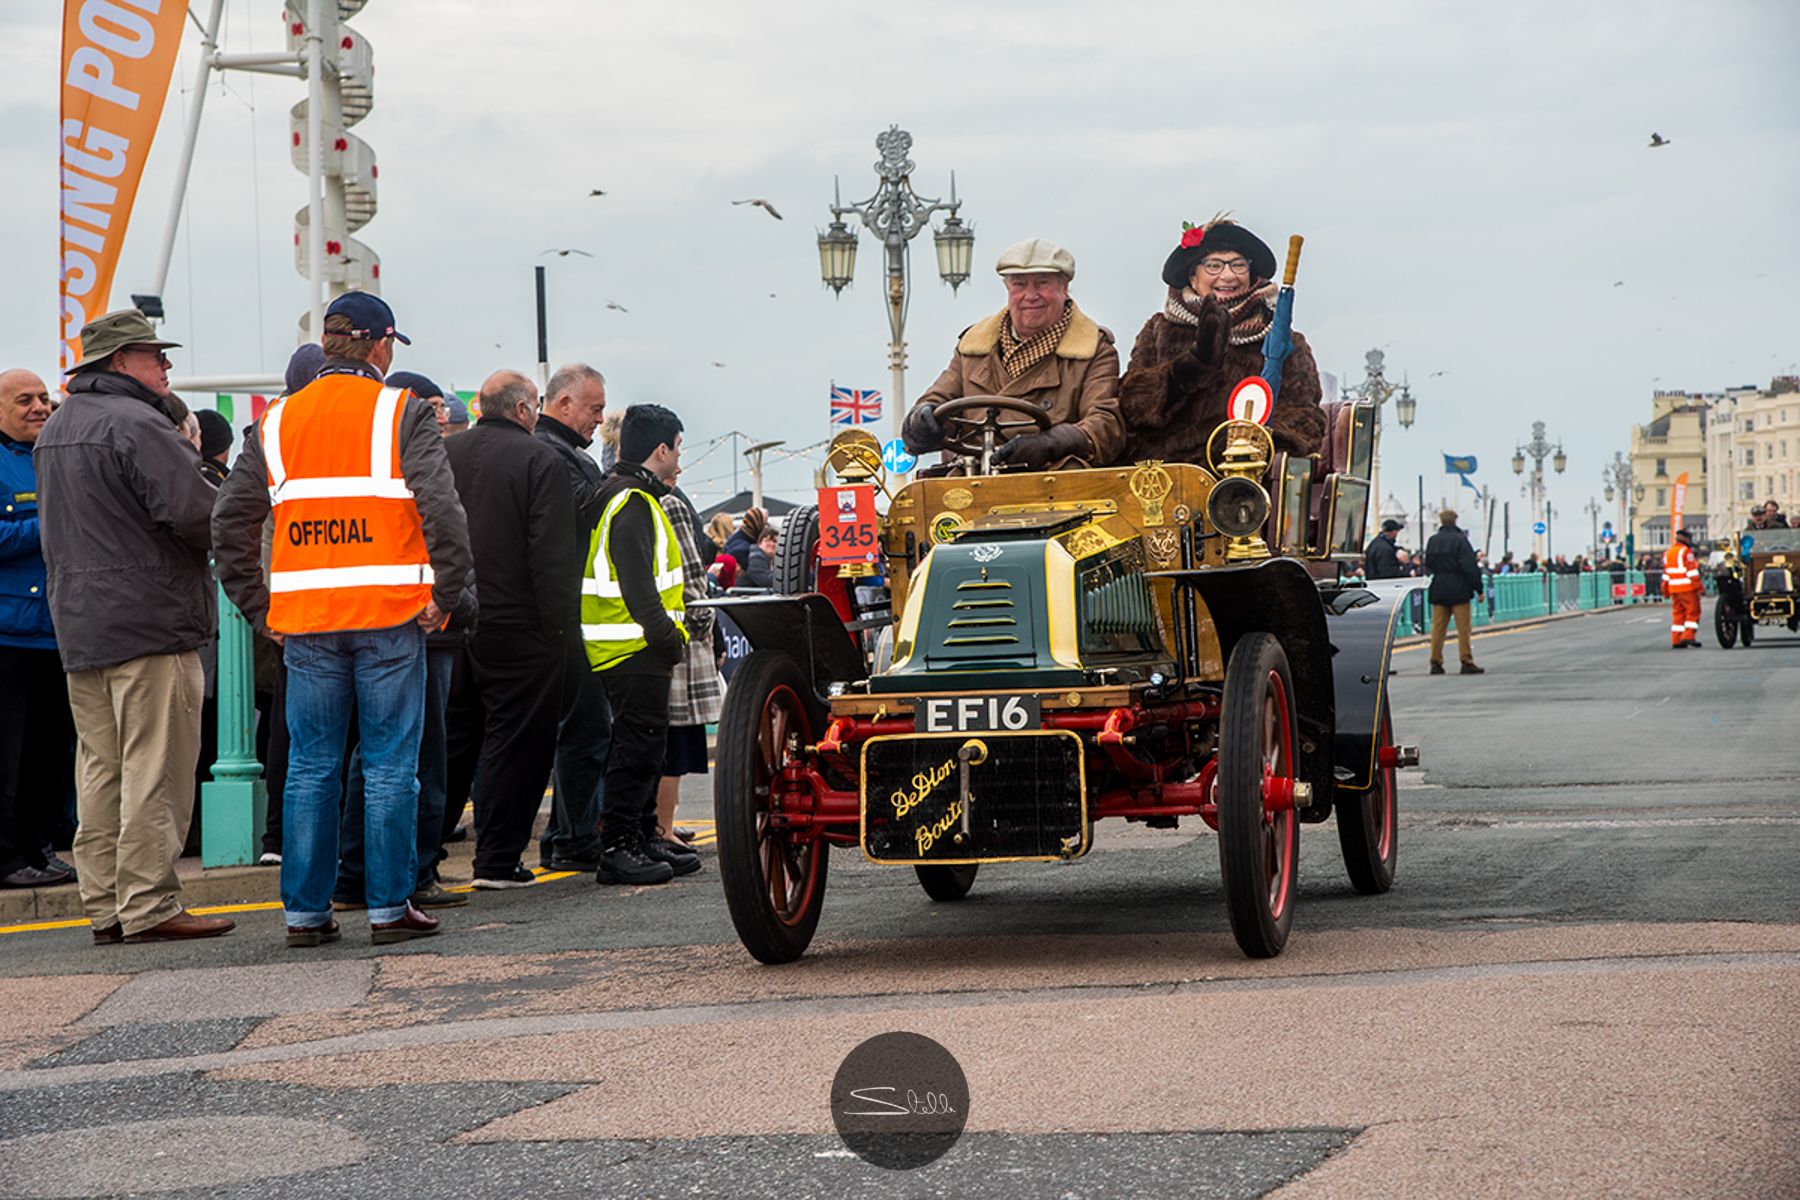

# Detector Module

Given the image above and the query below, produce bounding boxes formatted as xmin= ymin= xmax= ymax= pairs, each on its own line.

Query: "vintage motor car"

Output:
xmin=1713 ymin=527 xmax=1800 ymax=647
xmin=705 ymin=237 xmax=1421 ymax=963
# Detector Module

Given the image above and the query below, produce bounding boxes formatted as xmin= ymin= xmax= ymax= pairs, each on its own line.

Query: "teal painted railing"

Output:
xmin=1392 ymin=570 xmax=1675 ymax=636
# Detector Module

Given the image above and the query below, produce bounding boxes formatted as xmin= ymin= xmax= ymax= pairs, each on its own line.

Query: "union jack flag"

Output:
xmin=829 ymin=385 xmax=882 ymax=426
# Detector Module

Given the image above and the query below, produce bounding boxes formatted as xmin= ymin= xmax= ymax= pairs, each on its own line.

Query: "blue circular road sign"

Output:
xmin=1532 ymin=521 xmax=1547 ymax=535
xmin=881 ymin=439 xmax=917 ymax=474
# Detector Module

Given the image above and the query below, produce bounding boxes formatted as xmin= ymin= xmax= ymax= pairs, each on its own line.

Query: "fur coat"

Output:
xmin=1116 ymin=302 xmax=1325 ymax=466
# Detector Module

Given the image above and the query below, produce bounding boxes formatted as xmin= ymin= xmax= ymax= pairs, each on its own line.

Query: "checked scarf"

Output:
xmin=998 ymin=301 xmax=1072 ymax=379
xmin=1163 ymin=279 xmax=1279 ymax=346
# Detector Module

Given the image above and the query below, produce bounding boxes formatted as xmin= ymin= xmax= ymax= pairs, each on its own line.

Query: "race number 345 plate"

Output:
xmin=914 ymin=694 xmax=1042 ymax=733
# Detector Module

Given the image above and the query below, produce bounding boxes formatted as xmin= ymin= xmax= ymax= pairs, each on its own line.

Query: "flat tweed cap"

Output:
xmin=996 ymin=238 xmax=1075 ymax=279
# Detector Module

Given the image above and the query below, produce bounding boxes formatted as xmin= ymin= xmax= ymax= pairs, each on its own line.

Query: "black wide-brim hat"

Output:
xmin=1161 ymin=221 xmax=1278 ymax=290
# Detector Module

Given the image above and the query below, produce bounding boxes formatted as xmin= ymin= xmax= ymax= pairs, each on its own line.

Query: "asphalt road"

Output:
xmin=1 ymin=603 xmax=1795 ymax=1198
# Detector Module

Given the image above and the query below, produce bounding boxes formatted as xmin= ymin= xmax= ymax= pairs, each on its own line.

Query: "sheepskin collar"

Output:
xmin=957 ymin=303 xmax=1101 ymax=361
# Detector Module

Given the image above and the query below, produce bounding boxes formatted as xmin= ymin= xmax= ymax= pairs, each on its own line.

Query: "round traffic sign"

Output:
xmin=1532 ymin=521 xmax=1547 ymax=535
xmin=881 ymin=439 xmax=917 ymax=474
xmin=1228 ymin=376 xmax=1274 ymax=425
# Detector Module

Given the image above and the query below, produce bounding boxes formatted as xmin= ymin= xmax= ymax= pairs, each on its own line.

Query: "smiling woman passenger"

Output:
xmin=1117 ymin=217 xmax=1325 ymax=465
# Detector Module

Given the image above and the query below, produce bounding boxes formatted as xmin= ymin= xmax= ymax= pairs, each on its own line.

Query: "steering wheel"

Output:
xmin=933 ymin=395 xmax=1052 ymax=463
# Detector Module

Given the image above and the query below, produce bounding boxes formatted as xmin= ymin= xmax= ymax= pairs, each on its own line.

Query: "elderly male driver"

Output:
xmin=902 ymin=238 xmax=1123 ymax=470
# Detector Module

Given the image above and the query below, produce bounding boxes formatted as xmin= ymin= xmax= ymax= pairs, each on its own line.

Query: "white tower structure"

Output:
xmin=285 ymin=0 xmax=381 ymax=339
xmin=141 ymin=0 xmax=392 ymax=395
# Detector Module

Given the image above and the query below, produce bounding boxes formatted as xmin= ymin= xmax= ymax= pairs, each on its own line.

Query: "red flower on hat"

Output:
xmin=1180 ymin=224 xmax=1207 ymax=249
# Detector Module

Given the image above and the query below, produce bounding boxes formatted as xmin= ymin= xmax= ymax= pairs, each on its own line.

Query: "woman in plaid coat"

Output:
xmin=654 ymin=491 xmax=724 ymax=852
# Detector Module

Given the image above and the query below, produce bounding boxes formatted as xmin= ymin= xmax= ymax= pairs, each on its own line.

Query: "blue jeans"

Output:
xmin=540 ymin=639 xmax=609 ymax=865
xmin=336 ymin=644 xmax=455 ymax=898
xmin=282 ymin=623 xmax=426 ymax=927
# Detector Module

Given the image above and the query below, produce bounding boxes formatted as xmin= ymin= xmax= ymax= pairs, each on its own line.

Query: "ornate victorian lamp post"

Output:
xmin=1347 ymin=349 xmax=1416 ymax=541
xmin=1602 ymin=451 xmax=1638 ymax=559
xmin=818 ymin=127 xmax=973 ymax=447
xmin=1513 ymin=420 xmax=1566 ymax=558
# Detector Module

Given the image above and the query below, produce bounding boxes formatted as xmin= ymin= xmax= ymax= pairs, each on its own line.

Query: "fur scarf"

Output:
xmin=1117 ymin=299 xmax=1326 ymax=466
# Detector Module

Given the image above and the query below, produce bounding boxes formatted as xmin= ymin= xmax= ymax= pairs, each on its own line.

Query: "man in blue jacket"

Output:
xmin=0 ymin=369 xmax=76 ymax=889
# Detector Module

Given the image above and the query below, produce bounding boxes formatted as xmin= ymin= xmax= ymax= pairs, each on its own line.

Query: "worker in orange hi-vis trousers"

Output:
xmin=1662 ymin=527 xmax=1703 ymax=648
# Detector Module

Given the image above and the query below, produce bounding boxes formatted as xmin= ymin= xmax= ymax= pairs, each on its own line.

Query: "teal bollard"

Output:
xmin=201 ymin=581 xmax=267 ymax=867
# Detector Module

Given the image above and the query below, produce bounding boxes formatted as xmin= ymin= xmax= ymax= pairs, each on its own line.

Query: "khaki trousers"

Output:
xmin=66 ymin=651 xmax=203 ymax=935
xmin=1429 ymin=602 xmax=1474 ymax=666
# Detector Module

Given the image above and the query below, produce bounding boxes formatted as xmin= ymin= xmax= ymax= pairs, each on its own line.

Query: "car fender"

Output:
xmin=694 ymin=593 xmax=867 ymax=704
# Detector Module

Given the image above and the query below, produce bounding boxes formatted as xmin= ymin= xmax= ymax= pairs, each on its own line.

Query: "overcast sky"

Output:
xmin=5 ymin=0 xmax=1797 ymax=547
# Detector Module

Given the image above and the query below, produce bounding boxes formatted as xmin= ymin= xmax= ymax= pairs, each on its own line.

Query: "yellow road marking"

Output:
xmin=3 ymin=826 xmax=724 ymax=935
xmin=1394 ymin=622 xmax=1548 ymax=652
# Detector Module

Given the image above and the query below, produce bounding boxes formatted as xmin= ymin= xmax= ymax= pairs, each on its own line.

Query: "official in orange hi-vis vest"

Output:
xmin=213 ymin=293 xmax=472 ymax=949
xmin=1662 ymin=528 xmax=1703 ymax=648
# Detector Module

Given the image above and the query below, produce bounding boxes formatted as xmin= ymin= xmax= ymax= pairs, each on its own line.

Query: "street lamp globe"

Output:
xmin=816 ymin=219 xmax=858 ymax=295
xmin=1512 ymin=450 xmax=1526 ymax=475
xmin=1552 ymin=448 xmax=1567 ymax=474
xmin=933 ymin=215 xmax=975 ymax=293
xmin=1605 ymin=484 xmax=1615 ymax=502
xmin=1394 ymin=385 xmax=1416 ymax=429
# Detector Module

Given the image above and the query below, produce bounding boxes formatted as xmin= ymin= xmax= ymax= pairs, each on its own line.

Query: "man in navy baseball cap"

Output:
xmin=325 ymin=291 xmax=411 ymax=345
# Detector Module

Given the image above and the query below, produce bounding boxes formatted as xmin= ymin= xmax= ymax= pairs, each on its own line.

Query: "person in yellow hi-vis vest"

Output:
xmin=581 ymin=404 xmax=697 ymax=886
xmin=1662 ymin=527 xmax=1702 ymax=648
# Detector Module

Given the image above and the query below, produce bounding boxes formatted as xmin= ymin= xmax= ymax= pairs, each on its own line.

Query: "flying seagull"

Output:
xmin=1613 ymin=281 xmax=1624 ymax=287
xmin=541 ymin=248 xmax=592 ymax=258
xmin=588 ymin=189 xmax=607 ymax=196
xmin=1648 ymin=133 xmax=1671 ymax=148
xmin=605 ymin=302 xmax=628 ymax=313
xmin=1428 ymin=370 xmax=1449 ymax=378
xmin=711 ymin=362 xmax=726 ymax=368
xmin=733 ymin=198 xmax=783 ymax=220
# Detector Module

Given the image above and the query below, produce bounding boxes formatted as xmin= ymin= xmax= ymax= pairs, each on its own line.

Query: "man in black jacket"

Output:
xmin=1363 ymin=519 xmax=1405 ymax=579
xmin=582 ymin=404 xmax=699 ymax=885
xmin=533 ymin=363 xmax=610 ymax=871
xmin=444 ymin=371 xmax=579 ymax=887
xmin=1424 ymin=509 xmax=1485 ymax=676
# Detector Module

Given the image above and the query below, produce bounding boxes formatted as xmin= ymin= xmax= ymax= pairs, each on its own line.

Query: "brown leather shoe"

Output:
xmin=122 ymin=910 xmax=235 ymax=943
xmin=1460 ymin=662 xmax=1485 ymax=675
xmin=286 ymin=917 xmax=342 ymax=948
xmin=370 ymin=902 xmax=439 ymax=945
xmin=92 ymin=922 xmax=123 ymax=946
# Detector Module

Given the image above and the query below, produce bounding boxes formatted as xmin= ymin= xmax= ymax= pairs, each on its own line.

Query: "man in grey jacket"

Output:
xmin=34 ymin=309 xmax=235 ymax=945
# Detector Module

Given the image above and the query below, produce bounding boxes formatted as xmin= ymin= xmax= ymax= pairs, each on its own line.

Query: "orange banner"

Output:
xmin=1671 ymin=471 xmax=1688 ymax=531
xmin=59 ymin=0 xmax=188 ymax=374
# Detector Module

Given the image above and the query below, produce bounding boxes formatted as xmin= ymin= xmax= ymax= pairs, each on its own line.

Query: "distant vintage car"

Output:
xmin=1713 ymin=527 xmax=1800 ymax=647
xmin=702 ymin=384 xmax=1425 ymax=965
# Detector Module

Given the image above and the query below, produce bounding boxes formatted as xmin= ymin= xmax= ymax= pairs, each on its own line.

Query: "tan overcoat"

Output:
xmin=914 ymin=303 xmax=1125 ymax=466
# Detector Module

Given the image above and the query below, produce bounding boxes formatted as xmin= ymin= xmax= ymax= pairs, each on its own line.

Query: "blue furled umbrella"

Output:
xmin=1259 ymin=236 xmax=1304 ymax=398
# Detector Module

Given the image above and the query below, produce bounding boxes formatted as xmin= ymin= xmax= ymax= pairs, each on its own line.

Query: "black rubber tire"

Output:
xmin=1336 ymin=708 xmax=1398 ymax=895
xmin=1217 ymin=631 xmax=1301 ymax=958
xmin=914 ymin=862 xmax=979 ymax=901
xmin=773 ymin=504 xmax=820 ymax=595
xmin=1714 ymin=599 xmax=1738 ymax=649
xmin=715 ymin=650 xmax=829 ymax=963
xmin=1741 ymin=619 xmax=1755 ymax=647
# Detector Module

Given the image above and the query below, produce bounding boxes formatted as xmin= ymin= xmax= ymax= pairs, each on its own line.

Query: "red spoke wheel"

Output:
xmin=715 ymin=651 xmax=829 ymax=963
xmin=1217 ymin=632 xmax=1300 ymax=958
xmin=1337 ymin=707 xmax=1398 ymax=895
xmin=914 ymin=862 xmax=979 ymax=901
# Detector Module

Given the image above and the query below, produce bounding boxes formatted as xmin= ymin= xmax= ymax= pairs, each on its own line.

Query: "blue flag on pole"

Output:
xmin=1444 ymin=453 xmax=1479 ymax=492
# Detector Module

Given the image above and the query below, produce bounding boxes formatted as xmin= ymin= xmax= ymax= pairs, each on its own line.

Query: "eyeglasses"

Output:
xmin=126 ymin=347 xmax=173 ymax=368
xmin=1198 ymin=257 xmax=1251 ymax=276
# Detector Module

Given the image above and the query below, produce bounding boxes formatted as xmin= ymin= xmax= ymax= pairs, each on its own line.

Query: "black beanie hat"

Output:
xmin=196 ymin=408 xmax=233 ymax=459
xmin=1161 ymin=220 xmax=1278 ymax=290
